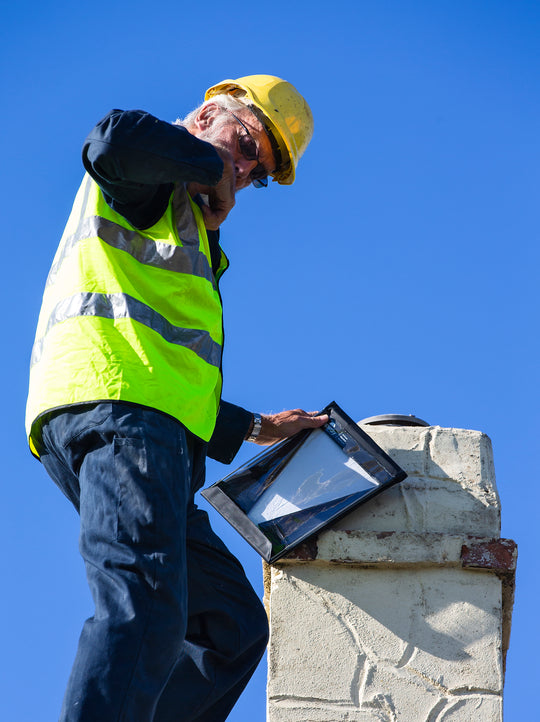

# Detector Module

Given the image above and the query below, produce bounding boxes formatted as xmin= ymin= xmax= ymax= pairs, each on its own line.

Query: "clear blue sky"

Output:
xmin=2 ymin=1 xmax=538 ymax=719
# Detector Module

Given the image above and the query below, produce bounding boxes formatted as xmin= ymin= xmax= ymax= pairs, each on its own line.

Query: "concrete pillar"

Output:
xmin=264 ymin=425 xmax=516 ymax=722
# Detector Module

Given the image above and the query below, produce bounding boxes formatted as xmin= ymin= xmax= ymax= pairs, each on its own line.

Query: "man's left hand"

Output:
xmin=249 ymin=409 xmax=329 ymax=446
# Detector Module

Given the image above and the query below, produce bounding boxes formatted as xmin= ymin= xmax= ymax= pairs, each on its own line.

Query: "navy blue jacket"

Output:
xmin=82 ymin=109 xmax=253 ymax=464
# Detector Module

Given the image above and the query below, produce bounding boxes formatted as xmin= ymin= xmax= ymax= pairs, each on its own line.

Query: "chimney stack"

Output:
xmin=265 ymin=424 xmax=516 ymax=721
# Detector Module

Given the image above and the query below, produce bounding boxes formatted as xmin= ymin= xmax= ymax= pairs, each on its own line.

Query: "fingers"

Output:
xmin=199 ymin=196 xmax=235 ymax=231
xmin=188 ymin=147 xmax=237 ymax=230
xmin=203 ymin=146 xmax=236 ymax=230
xmin=305 ymin=411 xmax=330 ymax=425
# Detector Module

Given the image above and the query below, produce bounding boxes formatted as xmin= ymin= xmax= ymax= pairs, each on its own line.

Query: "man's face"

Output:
xmin=196 ymin=103 xmax=275 ymax=190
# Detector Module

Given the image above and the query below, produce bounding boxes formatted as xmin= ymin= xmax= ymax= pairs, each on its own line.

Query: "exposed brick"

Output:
xmin=460 ymin=538 xmax=517 ymax=572
xmin=283 ymin=537 xmax=318 ymax=561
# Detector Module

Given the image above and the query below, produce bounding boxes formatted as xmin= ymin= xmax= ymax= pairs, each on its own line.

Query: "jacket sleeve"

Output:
xmin=81 ymin=109 xmax=224 ymax=229
xmin=207 ymin=401 xmax=253 ymax=464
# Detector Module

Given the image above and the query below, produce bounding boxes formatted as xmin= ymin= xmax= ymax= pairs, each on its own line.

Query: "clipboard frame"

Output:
xmin=202 ymin=401 xmax=407 ymax=563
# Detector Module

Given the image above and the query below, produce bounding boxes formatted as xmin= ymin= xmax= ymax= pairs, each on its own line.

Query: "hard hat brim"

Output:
xmin=205 ymin=76 xmax=312 ymax=186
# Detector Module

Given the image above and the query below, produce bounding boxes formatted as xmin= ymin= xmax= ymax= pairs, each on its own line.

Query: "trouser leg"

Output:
xmin=40 ymin=403 xmax=194 ymax=722
xmin=154 ymin=446 xmax=269 ymax=722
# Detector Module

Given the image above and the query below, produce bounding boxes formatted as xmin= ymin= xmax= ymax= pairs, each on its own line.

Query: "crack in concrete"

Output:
xmin=395 ymin=641 xmax=416 ymax=669
xmin=426 ymin=697 xmax=449 ymax=721
xmin=269 ymin=694 xmax=366 ymax=709
xmin=447 ymin=686 xmax=500 ymax=696
xmin=407 ymin=666 xmax=450 ymax=695
xmin=363 ymin=692 xmax=399 ymax=721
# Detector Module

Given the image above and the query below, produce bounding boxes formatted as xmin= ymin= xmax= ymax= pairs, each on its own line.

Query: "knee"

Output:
xmin=204 ymin=591 xmax=268 ymax=665
xmin=240 ymin=594 xmax=269 ymax=660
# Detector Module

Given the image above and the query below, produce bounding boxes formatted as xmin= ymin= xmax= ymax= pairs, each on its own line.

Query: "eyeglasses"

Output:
xmin=224 ymin=109 xmax=270 ymax=189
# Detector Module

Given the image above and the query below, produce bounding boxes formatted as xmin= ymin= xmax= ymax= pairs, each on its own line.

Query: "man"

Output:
xmin=26 ymin=75 xmax=327 ymax=721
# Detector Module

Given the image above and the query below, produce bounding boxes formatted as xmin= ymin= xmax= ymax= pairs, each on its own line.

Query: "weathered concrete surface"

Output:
xmin=339 ymin=426 xmax=500 ymax=537
xmin=265 ymin=426 xmax=515 ymax=722
xmin=267 ymin=567 xmax=503 ymax=721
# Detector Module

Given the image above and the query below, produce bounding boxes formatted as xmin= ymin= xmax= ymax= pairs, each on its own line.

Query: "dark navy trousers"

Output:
xmin=39 ymin=402 xmax=269 ymax=722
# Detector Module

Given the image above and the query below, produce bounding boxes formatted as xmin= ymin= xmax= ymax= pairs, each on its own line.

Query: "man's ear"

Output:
xmin=194 ymin=101 xmax=219 ymax=131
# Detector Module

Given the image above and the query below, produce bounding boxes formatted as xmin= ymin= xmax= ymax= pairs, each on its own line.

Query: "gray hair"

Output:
xmin=175 ymin=94 xmax=251 ymax=128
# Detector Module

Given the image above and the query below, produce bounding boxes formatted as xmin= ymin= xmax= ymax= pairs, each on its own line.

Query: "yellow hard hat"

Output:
xmin=205 ymin=74 xmax=313 ymax=185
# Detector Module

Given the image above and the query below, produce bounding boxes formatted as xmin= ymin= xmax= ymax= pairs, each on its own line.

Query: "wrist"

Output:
xmin=246 ymin=412 xmax=262 ymax=442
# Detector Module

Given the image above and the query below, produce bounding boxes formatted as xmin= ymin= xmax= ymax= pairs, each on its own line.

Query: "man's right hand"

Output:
xmin=188 ymin=147 xmax=236 ymax=230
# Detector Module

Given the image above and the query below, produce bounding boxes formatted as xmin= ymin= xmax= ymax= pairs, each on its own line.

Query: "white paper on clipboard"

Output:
xmin=248 ymin=428 xmax=379 ymax=524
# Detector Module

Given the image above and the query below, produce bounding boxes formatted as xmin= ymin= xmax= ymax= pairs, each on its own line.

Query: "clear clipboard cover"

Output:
xmin=202 ymin=402 xmax=408 ymax=563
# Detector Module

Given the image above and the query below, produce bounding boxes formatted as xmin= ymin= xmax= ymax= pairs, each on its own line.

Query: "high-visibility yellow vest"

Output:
xmin=26 ymin=175 xmax=228 ymax=457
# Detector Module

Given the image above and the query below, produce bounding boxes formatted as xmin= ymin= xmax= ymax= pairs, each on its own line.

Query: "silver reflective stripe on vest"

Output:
xmin=31 ymin=292 xmax=222 ymax=368
xmin=172 ymin=186 xmax=202 ymax=246
xmin=46 ymin=216 xmax=215 ymax=288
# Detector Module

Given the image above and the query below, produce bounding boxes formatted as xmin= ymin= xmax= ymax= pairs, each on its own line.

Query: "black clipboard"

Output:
xmin=202 ymin=402 xmax=407 ymax=563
